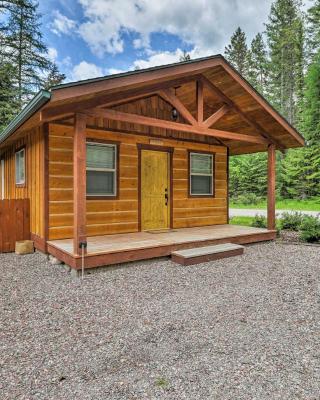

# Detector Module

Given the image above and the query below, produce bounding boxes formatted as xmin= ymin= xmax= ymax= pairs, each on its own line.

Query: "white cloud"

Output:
xmin=107 ymin=67 xmax=126 ymax=75
xmin=48 ymin=47 xmax=58 ymax=62
xmin=60 ymin=56 xmax=73 ymax=68
xmin=51 ymin=10 xmax=77 ymax=36
xmin=70 ymin=61 xmax=104 ymax=81
xmin=132 ymin=47 xmax=212 ymax=70
xmin=76 ymin=0 xmax=275 ymax=58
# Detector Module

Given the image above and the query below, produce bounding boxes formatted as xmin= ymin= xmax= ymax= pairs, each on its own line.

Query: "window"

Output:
xmin=15 ymin=148 xmax=25 ymax=185
xmin=189 ymin=152 xmax=214 ymax=196
xmin=86 ymin=142 xmax=117 ymax=197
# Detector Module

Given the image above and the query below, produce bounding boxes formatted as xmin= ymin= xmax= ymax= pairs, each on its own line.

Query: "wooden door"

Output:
xmin=141 ymin=150 xmax=170 ymax=230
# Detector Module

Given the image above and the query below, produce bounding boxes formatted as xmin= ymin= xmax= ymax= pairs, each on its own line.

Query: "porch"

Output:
xmin=47 ymin=224 xmax=277 ymax=269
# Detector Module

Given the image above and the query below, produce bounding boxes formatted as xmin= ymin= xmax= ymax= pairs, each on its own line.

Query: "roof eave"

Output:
xmin=0 ymin=90 xmax=51 ymax=145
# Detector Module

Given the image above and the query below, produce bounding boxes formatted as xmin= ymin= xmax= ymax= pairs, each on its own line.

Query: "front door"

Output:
xmin=141 ymin=150 xmax=170 ymax=231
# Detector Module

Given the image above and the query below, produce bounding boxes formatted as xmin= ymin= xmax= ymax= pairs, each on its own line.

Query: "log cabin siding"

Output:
xmin=48 ymin=123 xmax=228 ymax=240
xmin=0 ymin=126 xmax=45 ymax=238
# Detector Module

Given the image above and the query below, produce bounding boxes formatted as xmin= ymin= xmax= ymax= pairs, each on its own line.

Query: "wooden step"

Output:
xmin=171 ymin=243 xmax=244 ymax=266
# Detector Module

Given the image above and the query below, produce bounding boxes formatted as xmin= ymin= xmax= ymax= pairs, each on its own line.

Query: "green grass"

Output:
xmin=155 ymin=377 xmax=169 ymax=388
xmin=230 ymin=216 xmax=255 ymax=226
xmin=230 ymin=198 xmax=320 ymax=211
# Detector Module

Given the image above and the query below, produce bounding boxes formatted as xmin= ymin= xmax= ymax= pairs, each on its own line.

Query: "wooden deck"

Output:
xmin=47 ymin=224 xmax=276 ymax=270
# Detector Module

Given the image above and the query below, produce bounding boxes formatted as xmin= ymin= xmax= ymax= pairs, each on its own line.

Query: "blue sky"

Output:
xmin=39 ymin=0 xmax=312 ymax=83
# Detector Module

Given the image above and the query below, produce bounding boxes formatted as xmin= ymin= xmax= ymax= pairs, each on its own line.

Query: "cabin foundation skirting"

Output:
xmin=31 ymin=233 xmax=47 ymax=253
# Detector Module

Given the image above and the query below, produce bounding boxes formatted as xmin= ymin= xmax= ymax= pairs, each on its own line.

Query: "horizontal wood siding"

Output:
xmin=48 ymin=123 xmax=227 ymax=240
xmin=0 ymin=127 xmax=44 ymax=238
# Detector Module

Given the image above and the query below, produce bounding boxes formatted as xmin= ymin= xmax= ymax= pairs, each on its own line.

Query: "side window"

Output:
xmin=86 ymin=142 xmax=117 ymax=197
xmin=190 ymin=152 xmax=214 ymax=196
xmin=15 ymin=148 xmax=25 ymax=185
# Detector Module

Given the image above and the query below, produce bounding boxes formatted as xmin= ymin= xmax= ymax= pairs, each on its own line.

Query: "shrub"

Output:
xmin=279 ymin=212 xmax=305 ymax=231
xmin=299 ymin=216 xmax=320 ymax=243
xmin=250 ymin=214 xmax=267 ymax=228
xmin=235 ymin=193 xmax=263 ymax=206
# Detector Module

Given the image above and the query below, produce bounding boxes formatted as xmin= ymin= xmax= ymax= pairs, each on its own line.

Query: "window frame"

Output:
xmin=15 ymin=146 xmax=26 ymax=187
xmin=188 ymin=150 xmax=215 ymax=198
xmin=86 ymin=139 xmax=120 ymax=200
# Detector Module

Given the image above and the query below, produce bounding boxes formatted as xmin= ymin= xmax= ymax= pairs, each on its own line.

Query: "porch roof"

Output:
xmin=0 ymin=54 xmax=305 ymax=155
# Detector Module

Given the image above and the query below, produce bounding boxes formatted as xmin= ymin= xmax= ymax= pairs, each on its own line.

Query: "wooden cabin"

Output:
xmin=0 ymin=55 xmax=305 ymax=269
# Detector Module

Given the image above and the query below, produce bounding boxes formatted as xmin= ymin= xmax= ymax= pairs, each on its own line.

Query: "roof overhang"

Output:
xmin=0 ymin=90 xmax=51 ymax=145
xmin=0 ymin=55 xmax=305 ymax=152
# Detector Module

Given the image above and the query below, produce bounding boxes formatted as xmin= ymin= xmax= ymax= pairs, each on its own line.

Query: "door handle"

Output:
xmin=165 ymin=192 xmax=168 ymax=205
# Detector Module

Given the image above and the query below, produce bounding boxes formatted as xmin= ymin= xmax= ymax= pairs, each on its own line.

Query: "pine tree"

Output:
xmin=281 ymin=52 xmax=320 ymax=198
xmin=298 ymin=51 xmax=320 ymax=196
xmin=43 ymin=63 xmax=65 ymax=90
xmin=266 ymin=0 xmax=304 ymax=124
xmin=4 ymin=0 xmax=52 ymax=107
xmin=247 ymin=33 xmax=269 ymax=95
xmin=0 ymin=61 xmax=19 ymax=130
xmin=306 ymin=0 xmax=320 ymax=61
xmin=229 ymin=154 xmax=268 ymax=199
xmin=224 ymin=27 xmax=249 ymax=76
xmin=179 ymin=50 xmax=191 ymax=62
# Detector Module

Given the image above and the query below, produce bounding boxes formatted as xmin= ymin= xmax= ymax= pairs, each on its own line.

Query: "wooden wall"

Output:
xmin=49 ymin=123 xmax=228 ymax=240
xmin=0 ymin=127 xmax=45 ymax=238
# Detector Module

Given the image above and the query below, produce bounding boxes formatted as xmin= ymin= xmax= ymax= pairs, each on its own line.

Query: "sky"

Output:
xmin=39 ymin=0 xmax=312 ymax=83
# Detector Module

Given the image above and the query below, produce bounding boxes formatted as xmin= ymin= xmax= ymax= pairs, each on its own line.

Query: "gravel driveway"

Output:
xmin=1 ymin=243 xmax=320 ymax=399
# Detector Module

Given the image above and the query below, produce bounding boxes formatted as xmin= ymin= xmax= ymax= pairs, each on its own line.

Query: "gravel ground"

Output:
xmin=1 ymin=242 xmax=320 ymax=400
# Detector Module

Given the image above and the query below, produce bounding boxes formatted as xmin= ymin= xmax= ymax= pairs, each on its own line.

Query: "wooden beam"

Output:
xmin=73 ymin=113 xmax=87 ymax=256
xmin=85 ymin=107 xmax=269 ymax=145
xmin=220 ymin=61 xmax=305 ymax=146
xmin=50 ymin=58 xmax=222 ymax=103
xmin=41 ymin=75 xmax=200 ymax=123
xmin=267 ymin=144 xmax=276 ymax=230
xmin=196 ymin=79 xmax=226 ymax=146
xmin=197 ymin=80 xmax=204 ymax=123
xmin=200 ymin=75 xmax=285 ymax=150
xmin=202 ymin=105 xmax=230 ymax=128
xmin=159 ymin=88 xmax=197 ymax=126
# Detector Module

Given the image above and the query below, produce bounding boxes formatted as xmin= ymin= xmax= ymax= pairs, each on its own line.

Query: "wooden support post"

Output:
xmin=267 ymin=144 xmax=276 ymax=231
xmin=42 ymin=122 xmax=49 ymax=253
xmin=73 ymin=113 xmax=87 ymax=255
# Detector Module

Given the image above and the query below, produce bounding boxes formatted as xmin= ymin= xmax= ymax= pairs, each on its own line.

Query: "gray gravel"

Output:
xmin=1 ymin=242 xmax=320 ymax=399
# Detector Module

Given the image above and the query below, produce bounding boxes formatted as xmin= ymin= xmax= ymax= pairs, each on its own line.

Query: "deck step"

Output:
xmin=171 ymin=243 xmax=244 ymax=266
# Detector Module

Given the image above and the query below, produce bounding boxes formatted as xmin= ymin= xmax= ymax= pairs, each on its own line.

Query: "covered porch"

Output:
xmin=47 ymin=224 xmax=277 ymax=269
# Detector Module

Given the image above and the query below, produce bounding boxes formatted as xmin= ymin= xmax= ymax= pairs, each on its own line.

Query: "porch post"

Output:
xmin=73 ymin=113 xmax=87 ymax=255
xmin=267 ymin=144 xmax=276 ymax=230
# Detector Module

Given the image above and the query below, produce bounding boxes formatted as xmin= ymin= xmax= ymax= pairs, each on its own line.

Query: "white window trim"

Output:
xmin=189 ymin=152 xmax=214 ymax=196
xmin=86 ymin=141 xmax=117 ymax=197
xmin=15 ymin=148 xmax=25 ymax=186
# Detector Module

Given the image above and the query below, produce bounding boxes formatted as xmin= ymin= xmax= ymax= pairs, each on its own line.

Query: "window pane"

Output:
xmin=86 ymin=170 xmax=115 ymax=195
xmin=15 ymin=150 xmax=25 ymax=184
xmin=20 ymin=151 xmax=25 ymax=182
xmin=15 ymin=153 xmax=19 ymax=182
xmin=87 ymin=144 xmax=115 ymax=169
xmin=191 ymin=175 xmax=212 ymax=195
xmin=191 ymin=153 xmax=212 ymax=174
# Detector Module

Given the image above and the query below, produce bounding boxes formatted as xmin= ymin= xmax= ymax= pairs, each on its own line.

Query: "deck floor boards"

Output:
xmin=48 ymin=224 xmax=273 ymax=256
